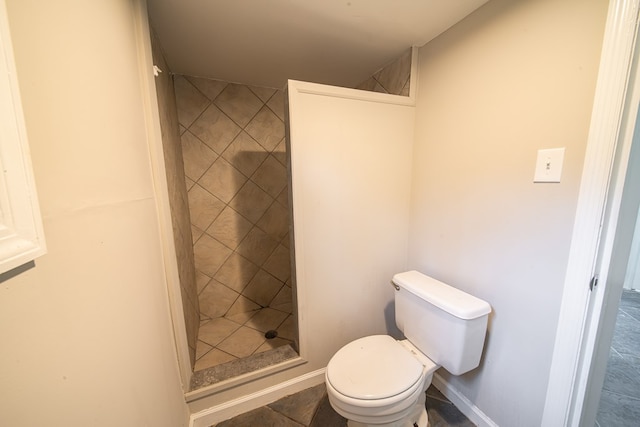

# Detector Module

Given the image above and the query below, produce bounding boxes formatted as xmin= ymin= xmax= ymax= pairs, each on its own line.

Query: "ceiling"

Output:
xmin=147 ymin=0 xmax=489 ymax=89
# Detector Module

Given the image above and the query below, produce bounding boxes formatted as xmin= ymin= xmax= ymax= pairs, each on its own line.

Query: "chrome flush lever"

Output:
xmin=391 ymin=282 xmax=400 ymax=291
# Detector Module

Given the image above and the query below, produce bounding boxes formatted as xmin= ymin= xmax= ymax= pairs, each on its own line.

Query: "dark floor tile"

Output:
xmin=268 ymin=384 xmax=326 ymax=425
xmin=620 ymin=305 xmax=640 ymax=323
xmin=597 ymin=289 xmax=640 ymax=424
xmin=619 ymin=289 xmax=640 ymax=306
xmin=602 ymin=353 xmax=640 ymax=399
xmin=596 ymin=390 xmax=640 ymax=427
xmin=215 ymin=383 xmax=472 ymax=427
xmin=611 ymin=311 xmax=640 ymax=358
xmin=309 ymin=394 xmax=348 ymax=427
xmin=213 ymin=406 xmax=304 ymax=427
xmin=427 ymin=395 xmax=475 ymax=427
xmin=426 ymin=384 xmax=449 ymax=403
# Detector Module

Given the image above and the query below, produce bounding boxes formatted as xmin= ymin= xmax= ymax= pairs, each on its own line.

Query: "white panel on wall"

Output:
xmin=287 ymin=81 xmax=415 ymax=366
xmin=0 ymin=0 xmax=45 ymax=274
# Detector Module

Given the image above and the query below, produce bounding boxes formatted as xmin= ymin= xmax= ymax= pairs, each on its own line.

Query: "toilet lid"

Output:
xmin=326 ymin=335 xmax=424 ymax=400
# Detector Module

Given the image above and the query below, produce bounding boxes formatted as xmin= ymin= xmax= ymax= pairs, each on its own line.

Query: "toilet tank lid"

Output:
xmin=392 ymin=271 xmax=491 ymax=320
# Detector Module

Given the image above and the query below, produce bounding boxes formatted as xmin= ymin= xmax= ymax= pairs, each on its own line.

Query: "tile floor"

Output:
xmin=195 ymin=306 xmax=296 ymax=372
xmin=212 ymin=383 xmax=475 ymax=427
xmin=596 ymin=289 xmax=640 ymax=426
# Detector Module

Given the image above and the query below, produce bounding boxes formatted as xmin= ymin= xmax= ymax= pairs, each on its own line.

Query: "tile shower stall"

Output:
xmin=174 ymin=77 xmax=295 ymax=372
xmin=162 ymin=48 xmax=412 ymax=375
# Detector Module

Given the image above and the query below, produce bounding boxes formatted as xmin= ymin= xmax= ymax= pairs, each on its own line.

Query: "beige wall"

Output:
xmin=0 ymin=1 xmax=188 ymax=425
xmin=409 ymin=0 xmax=608 ymax=425
xmin=150 ymin=29 xmax=200 ymax=368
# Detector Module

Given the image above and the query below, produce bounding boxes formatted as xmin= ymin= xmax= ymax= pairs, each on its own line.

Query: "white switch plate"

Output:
xmin=534 ymin=148 xmax=565 ymax=183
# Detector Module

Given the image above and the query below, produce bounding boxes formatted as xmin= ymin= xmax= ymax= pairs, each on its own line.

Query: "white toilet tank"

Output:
xmin=392 ymin=271 xmax=491 ymax=375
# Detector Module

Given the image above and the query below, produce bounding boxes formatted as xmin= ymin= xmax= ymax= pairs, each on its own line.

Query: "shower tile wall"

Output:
xmin=150 ymin=30 xmax=200 ymax=367
xmin=356 ymin=48 xmax=412 ymax=96
xmin=174 ymin=77 xmax=293 ymax=370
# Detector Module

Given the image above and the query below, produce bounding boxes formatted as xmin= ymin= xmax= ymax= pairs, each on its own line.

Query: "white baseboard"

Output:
xmin=432 ymin=373 xmax=498 ymax=427
xmin=189 ymin=368 xmax=326 ymax=427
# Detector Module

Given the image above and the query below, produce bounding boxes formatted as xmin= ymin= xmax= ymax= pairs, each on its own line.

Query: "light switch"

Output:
xmin=534 ymin=148 xmax=565 ymax=183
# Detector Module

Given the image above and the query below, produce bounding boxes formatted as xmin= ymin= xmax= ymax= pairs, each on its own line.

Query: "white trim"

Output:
xmin=184 ymin=357 xmax=307 ymax=402
xmin=189 ymin=368 xmax=326 ymax=427
xmin=131 ymin=0 xmax=193 ymax=390
xmin=289 ymin=79 xmax=416 ymax=107
xmin=0 ymin=0 xmax=46 ymax=274
xmin=432 ymin=374 xmax=497 ymax=427
xmin=542 ymin=0 xmax=640 ymax=425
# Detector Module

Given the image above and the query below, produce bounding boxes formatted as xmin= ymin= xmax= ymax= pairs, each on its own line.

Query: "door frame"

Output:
xmin=542 ymin=0 xmax=640 ymax=425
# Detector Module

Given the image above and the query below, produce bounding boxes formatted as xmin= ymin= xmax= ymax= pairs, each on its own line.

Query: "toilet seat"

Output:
xmin=326 ymin=335 xmax=425 ymax=402
xmin=325 ymin=335 xmax=437 ymax=425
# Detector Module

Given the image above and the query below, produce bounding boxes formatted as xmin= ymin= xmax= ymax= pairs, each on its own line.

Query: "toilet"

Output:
xmin=325 ymin=270 xmax=491 ymax=427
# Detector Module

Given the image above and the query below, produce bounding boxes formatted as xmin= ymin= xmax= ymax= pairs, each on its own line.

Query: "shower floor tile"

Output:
xmin=195 ymin=306 xmax=295 ymax=373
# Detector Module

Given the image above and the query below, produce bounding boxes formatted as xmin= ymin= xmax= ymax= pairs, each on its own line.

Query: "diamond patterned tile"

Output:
xmin=249 ymin=86 xmax=277 ymax=103
xmin=198 ymin=157 xmax=248 ymax=204
xmin=214 ymin=252 xmax=260 ymax=293
xmin=277 ymin=315 xmax=296 ymax=341
xmin=191 ymin=225 xmax=204 ymax=243
xmin=245 ymin=307 xmax=288 ymax=333
xmin=198 ymin=280 xmax=239 ymax=319
xmin=255 ymin=337 xmax=292 ymax=354
xmin=276 ymin=187 xmax=289 ymax=210
xmin=187 ymin=76 xmax=227 ymax=101
xmin=206 ymin=206 xmax=253 ymax=250
xmin=242 ymin=269 xmax=285 ymax=307
xmin=185 ymin=176 xmax=196 ymax=190
xmin=245 ymin=106 xmax=285 ymax=152
xmin=221 ymin=131 xmax=269 ymax=177
xmin=187 ymin=184 xmax=225 ymax=230
xmin=270 ymin=284 xmax=292 ymax=310
xmin=173 ymin=75 xmax=209 ymax=128
xmin=181 ymin=130 xmax=218 ymax=181
xmin=190 ymin=104 xmax=241 ymax=154
xmin=262 ymin=244 xmax=291 ymax=282
xmin=225 ymin=296 xmax=261 ymax=323
xmin=216 ymin=326 xmax=266 ymax=358
xmin=374 ymin=49 xmax=411 ymax=96
xmin=193 ymin=234 xmax=233 ymax=276
xmin=280 ymin=231 xmax=290 ymax=249
xmin=266 ymin=90 xmax=285 ymax=121
xmin=175 ymin=79 xmax=301 ymax=373
xmin=194 ymin=348 xmax=237 ymax=372
xmin=268 ymin=383 xmax=325 ymax=426
xmin=215 ymin=84 xmax=263 ymax=128
xmin=236 ymin=227 xmax=279 ymax=266
xmin=214 ymin=406 xmax=302 ymax=427
xmin=198 ymin=317 xmax=242 ymax=346
xmin=257 ymin=201 xmax=289 ymax=240
xmin=229 ymin=181 xmax=274 ymax=223
xmin=272 ymin=138 xmax=287 ymax=166
xmin=195 ymin=270 xmax=211 ymax=294
xmin=195 ymin=340 xmax=213 ymax=359
xmin=251 ymin=155 xmax=287 ymax=198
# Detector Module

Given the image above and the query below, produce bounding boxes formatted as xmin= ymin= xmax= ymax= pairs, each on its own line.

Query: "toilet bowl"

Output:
xmin=325 ymin=271 xmax=491 ymax=427
xmin=325 ymin=335 xmax=438 ymax=427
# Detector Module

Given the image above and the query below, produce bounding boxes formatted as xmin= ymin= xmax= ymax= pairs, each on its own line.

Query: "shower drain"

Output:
xmin=264 ymin=330 xmax=278 ymax=339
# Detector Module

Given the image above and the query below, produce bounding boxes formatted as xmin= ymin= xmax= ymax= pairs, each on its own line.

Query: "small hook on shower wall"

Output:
xmin=153 ymin=65 xmax=163 ymax=77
